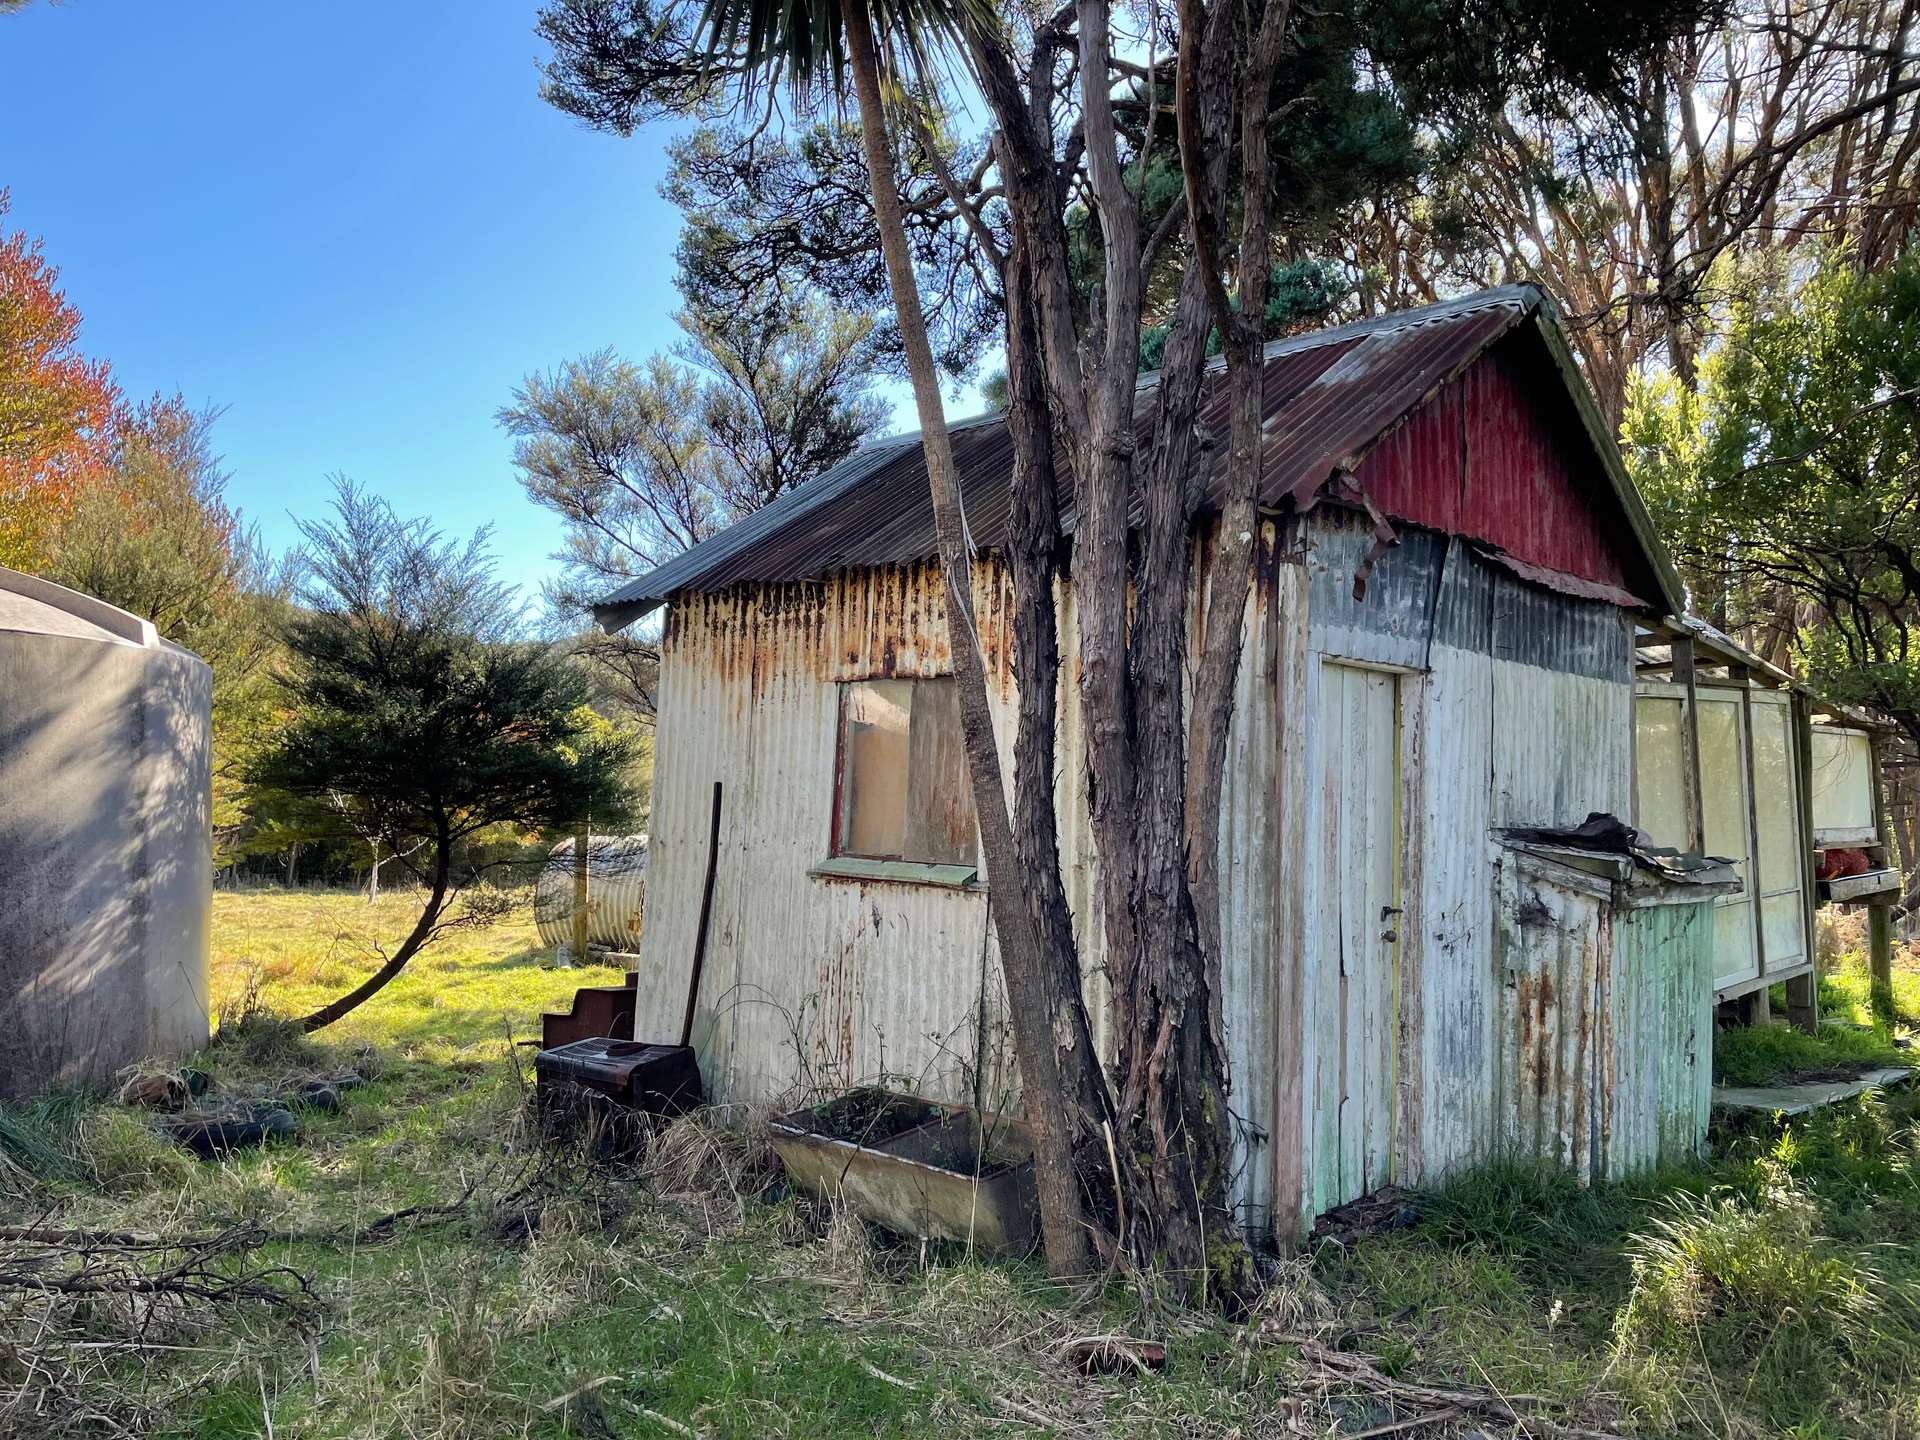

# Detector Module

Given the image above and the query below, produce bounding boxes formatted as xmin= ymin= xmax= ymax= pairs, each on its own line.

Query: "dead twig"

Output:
xmin=1345 ymin=1406 xmax=1464 ymax=1438
xmin=540 ymin=1374 xmax=620 ymax=1412
xmin=0 ymin=1224 xmax=313 ymax=1314
xmin=1274 ymin=1335 xmax=1627 ymax=1440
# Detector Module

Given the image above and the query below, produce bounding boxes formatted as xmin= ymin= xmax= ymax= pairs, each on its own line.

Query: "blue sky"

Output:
xmin=1 ymin=0 xmax=911 ymax=606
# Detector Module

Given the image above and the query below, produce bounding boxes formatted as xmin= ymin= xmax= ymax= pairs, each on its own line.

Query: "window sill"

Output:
xmin=809 ymin=856 xmax=982 ymax=890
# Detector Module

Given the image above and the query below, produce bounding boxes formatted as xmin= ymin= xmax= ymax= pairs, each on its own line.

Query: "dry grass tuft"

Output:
xmin=73 ymin=1109 xmax=197 ymax=1195
xmin=1244 ymin=1250 xmax=1337 ymax=1339
xmin=642 ymin=1106 xmax=781 ymax=1231
xmin=821 ymin=1200 xmax=876 ymax=1284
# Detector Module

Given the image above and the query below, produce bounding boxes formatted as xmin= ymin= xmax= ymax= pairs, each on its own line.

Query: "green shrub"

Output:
xmin=1615 ymin=1183 xmax=1920 ymax=1425
xmin=0 ymin=1092 xmax=88 ymax=1193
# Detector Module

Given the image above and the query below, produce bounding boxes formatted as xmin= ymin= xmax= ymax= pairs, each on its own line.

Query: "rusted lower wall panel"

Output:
xmin=1493 ymin=856 xmax=1609 ymax=1181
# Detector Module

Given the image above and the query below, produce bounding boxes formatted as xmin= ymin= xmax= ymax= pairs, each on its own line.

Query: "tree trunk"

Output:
xmin=301 ymin=833 xmax=451 ymax=1031
xmin=839 ymin=0 xmax=1092 ymax=1279
xmin=1183 ymin=0 xmax=1292 ymax=1091
xmin=1091 ymin=0 xmax=1250 ymax=1300
xmin=966 ymin=0 xmax=1250 ymax=1295
xmin=1004 ymin=231 xmax=1114 ymax=1133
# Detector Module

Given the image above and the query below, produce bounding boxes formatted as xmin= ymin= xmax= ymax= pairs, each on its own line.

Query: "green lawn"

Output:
xmin=4 ymin=887 xmax=1920 ymax=1438
xmin=207 ymin=886 xmax=632 ymax=1061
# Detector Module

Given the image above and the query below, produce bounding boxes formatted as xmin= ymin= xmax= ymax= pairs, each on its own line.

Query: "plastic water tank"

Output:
xmin=0 ymin=567 xmax=212 ymax=1099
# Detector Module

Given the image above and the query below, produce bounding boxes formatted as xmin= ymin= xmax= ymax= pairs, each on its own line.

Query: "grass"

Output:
xmin=1713 ymin=1019 xmax=1908 ymax=1087
xmin=1718 ymin=924 xmax=1920 ymax=1086
xmin=5 ymin=887 xmax=1920 ymax=1437
xmin=207 ymin=886 xmax=631 ymax=1062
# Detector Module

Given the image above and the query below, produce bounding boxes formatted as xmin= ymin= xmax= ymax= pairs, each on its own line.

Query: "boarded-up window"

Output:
xmin=834 ymin=679 xmax=977 ymax=866
xmin=1810 ymin=726 xmax=1876 ymax=842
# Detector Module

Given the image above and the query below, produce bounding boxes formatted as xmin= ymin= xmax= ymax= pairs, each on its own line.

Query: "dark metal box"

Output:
xmin=534 ymin=1037 xmax=702 ymax=1117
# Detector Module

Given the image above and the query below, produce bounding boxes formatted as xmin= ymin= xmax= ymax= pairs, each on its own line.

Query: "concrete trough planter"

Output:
xmin=768 ymin=1088 xmax=1039 ymax=1257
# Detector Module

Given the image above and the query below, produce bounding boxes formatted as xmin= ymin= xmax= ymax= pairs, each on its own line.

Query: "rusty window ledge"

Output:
xmin=808 ymin=856 xmax=982 ymax=890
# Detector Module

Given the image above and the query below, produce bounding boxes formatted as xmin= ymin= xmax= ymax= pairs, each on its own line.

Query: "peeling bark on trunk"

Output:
xmin=963 ymin=0 xmax=1256 ymax=1298
xmin=1185 ymin=0 xmax=1293 ymax=1087
xmin=840 ymin=0 xmax=1090 ymax=1279
xmin=1005 ymin=235 xmax=1113 ymax=1133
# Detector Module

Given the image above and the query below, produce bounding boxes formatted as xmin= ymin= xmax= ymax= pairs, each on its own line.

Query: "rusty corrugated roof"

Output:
xmin=597 ymin=285 xmax=1676 ymax=628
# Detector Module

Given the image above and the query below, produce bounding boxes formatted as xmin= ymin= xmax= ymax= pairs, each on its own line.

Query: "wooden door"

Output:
xmin=1313 ymin=661 xmax=1403 ymax=1207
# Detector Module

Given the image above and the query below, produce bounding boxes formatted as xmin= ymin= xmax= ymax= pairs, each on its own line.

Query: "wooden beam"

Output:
xmin=1735 ymin=986 xmax=1772 ymax=1027
xmin=1739 ymin=679 xmax=1769 ymax=991
xmin=1788 ymin=691 xmax=1820 ymax=1033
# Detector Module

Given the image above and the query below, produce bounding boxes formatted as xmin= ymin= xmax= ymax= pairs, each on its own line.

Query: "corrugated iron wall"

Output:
xmin=1489 ymin=855 xmax=1716 ymax=1183
xmin=628 ymin=546 xmax=1287 ymax=1225
xmin=633 ymin=503 xmax=1688 ymax=1244
xmin=1609 ymin=898 xmax=1714 ymax=1173
xmin=1287 ymin=511 xmax=1637 ymax=1232
xmin=1354 ymin=333 xmax=1639 ymax=598
xmin=533 ymin=834 xmax=649 ymax=954
xmin=1493 ymin=852 xmax=1610 ymax=1182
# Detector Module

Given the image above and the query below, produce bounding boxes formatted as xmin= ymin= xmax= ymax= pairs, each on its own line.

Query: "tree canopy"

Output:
xmin=251 ymin=480 xmax=645 ymax=1028
xmin=1626 ymin=247 xmax=1920 ymax=750
xmin=42 ymin=395 xmax=291 ymax=854
xmin=0 ymin=189 xmax=119 ymax=569
xmin=500 ymin=289 xmax=887 ymax=716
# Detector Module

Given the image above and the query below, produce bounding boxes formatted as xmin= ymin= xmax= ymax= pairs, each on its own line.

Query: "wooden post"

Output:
xmin=1869 ymin=904 xmax=1896 ymax=1028
xmin=1869 ymin=734 xmax=1897 ymax=1029
xmin=568 ymin=822 xmax=590 ymax=969
xmin=1737 ymin=672 xmax=1770 ymax=1004
xmin=1787 ymin=692 xmax=1819 ymax=1033
xmin=1672 ymin=635 xmax=1705 ymax=853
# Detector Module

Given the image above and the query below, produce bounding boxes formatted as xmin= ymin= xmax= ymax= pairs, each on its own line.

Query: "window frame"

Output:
xmin=820 ymin=676 xmax=981 ymax=887
xmin=1633 ymin=675 xmax=1815 ymax=998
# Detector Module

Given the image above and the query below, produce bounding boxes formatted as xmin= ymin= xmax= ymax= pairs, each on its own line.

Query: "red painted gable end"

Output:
xmin=1352 ymin=333 xmax=1646 ymax=603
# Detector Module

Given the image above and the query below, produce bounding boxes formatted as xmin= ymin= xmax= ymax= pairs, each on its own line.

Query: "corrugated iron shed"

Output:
xmin=596 ymin=286 xmax=1684 ymax=629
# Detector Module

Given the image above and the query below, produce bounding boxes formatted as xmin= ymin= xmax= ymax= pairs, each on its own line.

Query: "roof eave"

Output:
xmin=595 ymin=597 xmax=662 ymax=634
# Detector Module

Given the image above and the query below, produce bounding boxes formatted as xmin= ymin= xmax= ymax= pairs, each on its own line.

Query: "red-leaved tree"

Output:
xmin=0 ymin=189 xmax=120 ymax=569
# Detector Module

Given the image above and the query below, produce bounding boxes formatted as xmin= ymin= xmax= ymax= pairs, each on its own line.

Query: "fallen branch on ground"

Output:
xmin=0 ymin=1162 xmax=512 ymax=1258
xmin=0 ymin=1225 xmax=313 ymax=1315
xmin=1275 ymin=1334 xmax=1627 ymax=1440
